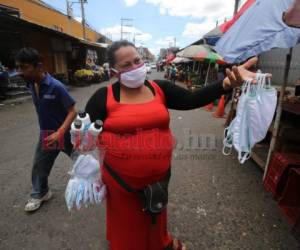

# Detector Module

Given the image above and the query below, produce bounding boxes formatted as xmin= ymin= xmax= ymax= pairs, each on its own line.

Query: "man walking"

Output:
xmin=15 ymin=48 xmax=77 ymax=212
xmin=170 ymin=64 xmax=177 ymax=85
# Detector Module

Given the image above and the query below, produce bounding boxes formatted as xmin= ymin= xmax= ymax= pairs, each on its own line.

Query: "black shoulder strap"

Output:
xmin=145 ymin=80 xmax=155 ymax=95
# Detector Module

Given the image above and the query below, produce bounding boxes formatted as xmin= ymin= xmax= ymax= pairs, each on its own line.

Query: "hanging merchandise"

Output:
xmin=223 ymin=73 xmax=277 ymax=164
xmin=65 ymin=116 xmax=106 ymax=211
xmin=65 ymin=154 xmax=106 ymax=210
xmin=223 ymin=79 xmax=252 ymax=162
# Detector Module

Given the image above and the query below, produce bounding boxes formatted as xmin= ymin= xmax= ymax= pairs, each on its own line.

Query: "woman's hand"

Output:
xmin=222 ymin=57 xmax=270 ymax=90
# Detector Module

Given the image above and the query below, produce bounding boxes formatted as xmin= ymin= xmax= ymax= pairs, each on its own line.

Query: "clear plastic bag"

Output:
xmin=66 ymin=117 xmax=106 ymax=211
xmin=65 ymin=153 xmax=106 ymax=211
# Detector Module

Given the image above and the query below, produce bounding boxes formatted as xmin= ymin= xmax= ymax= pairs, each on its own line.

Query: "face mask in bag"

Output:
xmin=223 ymin=78 xmax=258 ymax=163
xmin=223 ymin=73 xmax=277 ymax=164
xmin=65 ymin=154 xmax=106 ymax=210
xmin=246 ymin=74 xmax=277 ymax=148
xmin=237 ymin=98 xmax=252 ymax=164
xmin=237 ymin=81 xmax=263 ymax=163
xmin=223 ymin=80 xmax=252 ymax=156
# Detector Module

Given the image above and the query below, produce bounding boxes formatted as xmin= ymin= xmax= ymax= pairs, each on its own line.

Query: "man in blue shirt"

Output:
xmin=15 ymin=48 xmax=77 ymax=212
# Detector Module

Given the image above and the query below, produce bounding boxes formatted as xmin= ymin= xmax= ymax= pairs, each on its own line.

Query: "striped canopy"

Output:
xmin=193 ymin=50 xmax=226 ymax=65
xmin=177 ymin=45 xmax=210 ymax=58
xmin=177 ymin=44 xmax=226 ymax=64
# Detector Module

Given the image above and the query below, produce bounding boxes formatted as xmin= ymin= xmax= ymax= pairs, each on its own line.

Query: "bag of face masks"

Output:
xmin=223 ymin=73 xmax=277 ymax=164
xmin=65 ymin=154 xmax=106 ymax=211
xmin=65 ymin=115 xmax=106 ymax=211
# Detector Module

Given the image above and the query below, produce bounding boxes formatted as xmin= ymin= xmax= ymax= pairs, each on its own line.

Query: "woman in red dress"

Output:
xmin=85 ymin=41 xmax=258 ymax=250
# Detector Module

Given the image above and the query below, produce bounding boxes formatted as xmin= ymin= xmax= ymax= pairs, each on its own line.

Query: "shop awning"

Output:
xmin=177 ymin=45 xmax=212 ymax=58
xmin=96 ymin=42 xmax=110 ymax=48
xmin=78 ymin=39 xmax=109 ymax=49
xmin=166 ymin=53 xmax=176 ymax=63
xmin=193 ymin=51 xmax=226 ymax=65
xmin=172 ymin=57 xmax=192 ymax=64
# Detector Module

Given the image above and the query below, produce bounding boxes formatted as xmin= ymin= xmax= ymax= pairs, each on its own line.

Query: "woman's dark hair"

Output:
xmin=107 ymin=40 xmax=136 ymax=67
xmin=15 ymin=47 xmax=43 ymax=67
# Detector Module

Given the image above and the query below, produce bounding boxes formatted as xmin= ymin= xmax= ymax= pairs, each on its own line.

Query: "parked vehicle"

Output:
xmin=150 ymin=63 xmax=156 ymax=69
xmin=145 ymin=63 xmax=152 ymax=74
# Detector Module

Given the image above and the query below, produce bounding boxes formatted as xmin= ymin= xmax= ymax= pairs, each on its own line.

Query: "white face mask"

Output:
xmin=223 ymin=74 xmax=277 ymax=164
xmin=112 ymin=63 xmax=147 ymax=88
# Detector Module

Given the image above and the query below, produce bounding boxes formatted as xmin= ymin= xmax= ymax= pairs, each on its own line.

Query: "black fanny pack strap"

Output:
xmin=103 ymin=162 xmax=136 ymax=193
xmin=103 ymin=162 xmax=171 ymax=193
xmin=161 ymin=169 xmax=171 ymax=188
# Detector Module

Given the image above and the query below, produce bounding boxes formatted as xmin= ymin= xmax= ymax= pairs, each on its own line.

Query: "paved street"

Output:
xmin=0 ymin=72 xmax=299 ymax=250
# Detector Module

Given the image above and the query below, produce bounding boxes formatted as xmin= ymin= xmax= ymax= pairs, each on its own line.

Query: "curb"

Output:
xmin=0 ymin=95 xmax=32 ymax=106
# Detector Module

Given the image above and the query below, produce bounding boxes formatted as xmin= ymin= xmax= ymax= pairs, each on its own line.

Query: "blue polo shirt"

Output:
xmin=27 ymin=73 xmax=75 ymax=133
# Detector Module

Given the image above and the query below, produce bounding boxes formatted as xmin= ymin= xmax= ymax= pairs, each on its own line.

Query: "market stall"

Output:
xmin=176 ymin=45 xmax=226 ymax=88
xmin=215 ymin=0 xmax=300 ymax=171
xmin=215 ymin=0 xmax=300 ymax=232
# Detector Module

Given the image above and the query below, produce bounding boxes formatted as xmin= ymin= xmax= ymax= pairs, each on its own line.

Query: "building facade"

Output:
xmin=137 ymin=46 xmax=155 ymax=62
xmin=0 ymin=0 xmax=111 ymax=85
xmin=0 ymin=0 xmax=102 ymax=42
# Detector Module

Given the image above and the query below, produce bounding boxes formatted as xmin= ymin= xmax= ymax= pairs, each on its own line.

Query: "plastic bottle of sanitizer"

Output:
xmin=85 ymin=120 xmax=103 ymax=151
xmin=70 ymin=119 xmax=84 ymax=147
xmin=77 ymin=111 xmax=91 ymax=130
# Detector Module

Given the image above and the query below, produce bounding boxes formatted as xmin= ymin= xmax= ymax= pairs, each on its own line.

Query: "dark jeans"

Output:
xmin=170 ymin=76 xmax=176 ymax=85
xmin=104 ymin=70 xmax=109 ymax=81
xmin=31 ymin=133 xmax=73 ymax=199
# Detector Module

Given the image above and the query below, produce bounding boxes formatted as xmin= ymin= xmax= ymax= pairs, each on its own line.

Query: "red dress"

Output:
xmin=99 ymin=81 xmax=175 ymax=250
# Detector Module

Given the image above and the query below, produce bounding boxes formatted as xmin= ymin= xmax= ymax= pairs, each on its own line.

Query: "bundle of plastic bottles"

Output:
xmin=65 ymin=111 xmax=106 ymax=211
